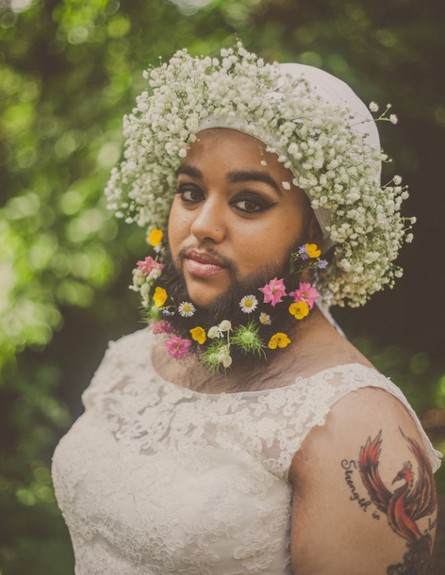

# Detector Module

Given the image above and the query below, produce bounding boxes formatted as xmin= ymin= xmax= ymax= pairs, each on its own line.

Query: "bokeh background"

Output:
xmin=1 ymin=0 xmax=444 ymax=573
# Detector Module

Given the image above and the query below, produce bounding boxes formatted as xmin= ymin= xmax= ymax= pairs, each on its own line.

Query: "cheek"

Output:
xmin=235 ymin=222 xmax=297 ymax=276
xmin=167 ymin=203 xmax=189 ymax=255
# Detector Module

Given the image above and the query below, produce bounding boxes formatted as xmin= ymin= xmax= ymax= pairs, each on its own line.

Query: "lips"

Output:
xmin=184 ymin=250 xmax=227 ymax=278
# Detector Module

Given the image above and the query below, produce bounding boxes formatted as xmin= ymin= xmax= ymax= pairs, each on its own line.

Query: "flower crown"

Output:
xmin=131 ymin=230 xmax=327 ymax=370
xmin=105 ymin=42 xmax=414 ymax=307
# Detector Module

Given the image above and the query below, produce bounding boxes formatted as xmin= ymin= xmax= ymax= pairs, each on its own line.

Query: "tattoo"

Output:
xmin=342 ymin=428 xmax=437 ymax=575
xmin=341 ymin=459 xmax=374 ymax=513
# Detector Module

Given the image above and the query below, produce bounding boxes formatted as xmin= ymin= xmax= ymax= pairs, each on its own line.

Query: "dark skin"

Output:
xmin=155 ymin=128 xmax=370 ymax=393
xmin=153 ymin=128 xmax=438 ymax=572
xmin=289 ymin=388 xmax=437 ymax=575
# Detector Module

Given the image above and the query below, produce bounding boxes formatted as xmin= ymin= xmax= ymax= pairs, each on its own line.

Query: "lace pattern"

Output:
xmin=52 ymin=329 xmax=441 ymax=575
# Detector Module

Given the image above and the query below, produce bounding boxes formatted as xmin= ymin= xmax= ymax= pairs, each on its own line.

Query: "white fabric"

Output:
xmin=52 ymin=329 xmax=441 ymax=575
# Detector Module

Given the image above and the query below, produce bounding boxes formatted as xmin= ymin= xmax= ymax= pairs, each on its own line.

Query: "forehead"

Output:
xmin=181 ymin=128 xmax=289 ymax=177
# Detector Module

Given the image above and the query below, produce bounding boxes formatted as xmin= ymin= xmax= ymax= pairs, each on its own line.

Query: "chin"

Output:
xmin=186 ymin=281 xmax=230 ymax=309
xmin=188 ymin=290 xmax=222 ymax=310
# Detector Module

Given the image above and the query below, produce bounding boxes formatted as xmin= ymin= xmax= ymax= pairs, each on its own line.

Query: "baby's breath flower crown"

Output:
xmin=105 ymin=42 xmax=414 ymax=307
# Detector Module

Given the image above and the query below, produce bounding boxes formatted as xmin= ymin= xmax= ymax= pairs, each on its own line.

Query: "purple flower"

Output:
xmin=318 ymin=259 xmax=328 ymax=269
xmin=298 ymin=245 xmax=308 ymax=260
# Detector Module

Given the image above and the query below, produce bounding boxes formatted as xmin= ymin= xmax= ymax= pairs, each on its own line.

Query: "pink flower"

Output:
xmin=165 ymin=335 xmax=192 ymax=360
xmin=259 ymin=277 xmax=287 ymax=307
xmin=137 ymin=256 xmax=164 ymax=275
xmin=289 ymin=282 xmax=319 ymax=309
xmin=150 ymin=320 xmax=172 ymax=335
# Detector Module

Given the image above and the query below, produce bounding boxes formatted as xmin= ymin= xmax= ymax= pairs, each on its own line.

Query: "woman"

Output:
xmin=52 ymin=44 xmax=441 ymax=574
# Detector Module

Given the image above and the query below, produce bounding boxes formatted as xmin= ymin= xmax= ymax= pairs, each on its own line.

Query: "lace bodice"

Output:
xmin=52 ymin=329 xmax=441 ymax=575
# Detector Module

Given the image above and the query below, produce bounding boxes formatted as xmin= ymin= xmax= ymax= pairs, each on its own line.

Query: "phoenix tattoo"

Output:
xmin=358 ymin=429 xmax=437 ymax=574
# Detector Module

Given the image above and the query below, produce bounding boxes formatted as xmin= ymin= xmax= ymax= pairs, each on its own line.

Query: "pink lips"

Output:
xmin=184 ymin=250 xmax=227 ymax=278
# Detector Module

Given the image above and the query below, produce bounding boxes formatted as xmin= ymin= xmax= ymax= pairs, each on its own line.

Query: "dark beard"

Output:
xmin=152 ymin=246 xmax=309 ymax=369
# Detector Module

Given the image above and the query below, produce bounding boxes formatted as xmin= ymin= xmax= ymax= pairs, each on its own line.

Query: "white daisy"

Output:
xmin=239 ymin=295 xmax=258 ymax=314
xmin=178 ymin=301 xmax=196 ymax=317
xmin=259 ymin=312 xmax=271 ymax=325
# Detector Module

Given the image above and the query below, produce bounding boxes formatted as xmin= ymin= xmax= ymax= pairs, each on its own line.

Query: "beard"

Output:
xmin=152 ymin=244 xmax=311 ymax=369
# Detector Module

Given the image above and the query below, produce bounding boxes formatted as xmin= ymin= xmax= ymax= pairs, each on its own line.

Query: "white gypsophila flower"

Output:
xmin=369 ymin=101 xmax=379 ymax=113
xmin=105 ymin=42 xmax=413 ymax=308
xmin=148 ymin=268 xmax=162 ymax=281
xmin=389 ymin=114 xmax=398 ymax=125
xmin=178 ymin=301 xmax=196 ymax=317
xmin=140 ymin=283 xmax=150 ymax=307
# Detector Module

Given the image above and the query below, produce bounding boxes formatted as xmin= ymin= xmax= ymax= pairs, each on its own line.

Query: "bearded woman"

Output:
xmin=52 ymin=44 xmax=441 ymax=575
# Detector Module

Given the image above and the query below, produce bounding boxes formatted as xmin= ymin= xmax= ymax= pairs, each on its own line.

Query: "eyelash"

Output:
xmin=175 ymin=184 xmax=275 ymax=214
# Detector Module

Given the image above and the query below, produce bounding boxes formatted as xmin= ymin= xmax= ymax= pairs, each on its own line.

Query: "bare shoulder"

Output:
xmin=289 ymin=385 xmax=439 ymax=575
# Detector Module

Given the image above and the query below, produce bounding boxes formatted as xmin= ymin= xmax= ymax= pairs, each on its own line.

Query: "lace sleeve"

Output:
xmin=279 ymin=364 xmax=442 ymax=475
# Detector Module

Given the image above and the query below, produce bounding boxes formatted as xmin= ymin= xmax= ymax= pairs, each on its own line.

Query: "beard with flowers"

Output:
xmin=132 ymin=230 xmax=327 ymax=372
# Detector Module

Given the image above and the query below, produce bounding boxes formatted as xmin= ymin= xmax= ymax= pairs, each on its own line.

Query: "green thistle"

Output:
xmin=144 ymin=304 xmax=161 ymax=323
xmin=232 ymin=322 xmax=264 ymax=354
xmin=201 ymin=341 xmax=232 ymax=371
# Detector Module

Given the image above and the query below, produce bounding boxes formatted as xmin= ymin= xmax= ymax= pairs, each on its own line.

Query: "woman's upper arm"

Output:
xmin=289 ymin=387 xmax=438 ymax=575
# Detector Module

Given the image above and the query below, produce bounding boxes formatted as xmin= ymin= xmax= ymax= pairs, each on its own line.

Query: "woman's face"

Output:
xmin=168 ymin=129 xmax=313 ymax=308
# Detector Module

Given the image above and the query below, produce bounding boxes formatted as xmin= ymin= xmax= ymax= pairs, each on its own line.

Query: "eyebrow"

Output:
xmin=176 ymin=164 xmax=282 ymax=195
xmin=226 ymin=170 xmax=282 ymax=195
xmin=176 ymin=164 xmax=202 ymax=179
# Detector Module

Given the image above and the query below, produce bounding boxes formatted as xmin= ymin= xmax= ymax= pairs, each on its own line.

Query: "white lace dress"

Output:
xmin=52 ymin=329 xmax=442 ymax=575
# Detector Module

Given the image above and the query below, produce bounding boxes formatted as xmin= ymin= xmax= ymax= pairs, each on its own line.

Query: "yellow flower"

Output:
xmin=306 ymin=243 xmax=321 ymax=258
xmin=147 ymin=228 xmax=163 ymax=246
xmin=190 ymin=326 xmax=206 ymax=345
xmin=289 ymin=301 xmax=309 ymax=320
xmin=268 ymin=332 xmax=291 ymax=350
xmin=153 ymin=287 xmax=167 ymax=307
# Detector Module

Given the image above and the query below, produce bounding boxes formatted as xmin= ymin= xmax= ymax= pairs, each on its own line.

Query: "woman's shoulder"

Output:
xmin=106 ymin=327 xmax=155 ymax=354
xmin=81 ymin=328 xmax=155 ymax=407
xmin=289 ymin=377 xmax=440 ymax=575
xmin=97 ymin=327 xmax=156 ymax=373
xmin=290 ymin=367 xmax=442 ymax=483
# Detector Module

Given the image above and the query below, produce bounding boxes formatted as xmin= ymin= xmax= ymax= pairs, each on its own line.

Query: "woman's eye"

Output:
xmin=233 ymin=195 xmax=272 ymax=214
xmin=176 ymin=185 xmax=204 ymax=203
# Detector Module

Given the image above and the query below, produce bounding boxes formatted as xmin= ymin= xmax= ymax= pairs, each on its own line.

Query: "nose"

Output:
xmin=190 ymin=197 xmax=226 ymax=244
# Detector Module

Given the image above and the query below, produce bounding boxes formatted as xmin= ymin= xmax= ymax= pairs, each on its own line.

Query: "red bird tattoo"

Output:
xmin=358 ymin=429 xmax=437 ymax=542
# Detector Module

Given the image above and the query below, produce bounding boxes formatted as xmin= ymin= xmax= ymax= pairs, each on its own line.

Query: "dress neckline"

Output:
xmin=147 ymin=331 xmax=379 ymax=399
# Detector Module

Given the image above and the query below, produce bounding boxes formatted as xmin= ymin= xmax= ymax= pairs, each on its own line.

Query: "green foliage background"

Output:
xmin=1 ymin=0 xmax=444 ymax=573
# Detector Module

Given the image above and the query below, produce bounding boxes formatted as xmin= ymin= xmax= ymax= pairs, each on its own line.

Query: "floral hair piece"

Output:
xmin=131 ymin=232 xmax=327 ymax=370
xmin=106 ymin=42 xmax=414 ymax=307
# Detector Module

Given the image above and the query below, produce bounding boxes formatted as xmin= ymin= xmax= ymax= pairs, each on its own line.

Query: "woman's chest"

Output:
xmin=52 ymin=403 xmax=293 ymax=574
